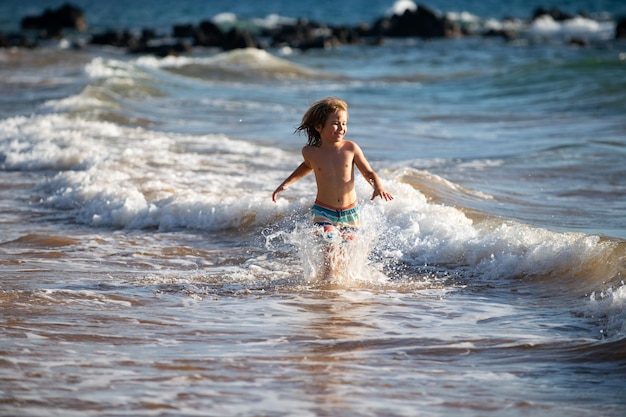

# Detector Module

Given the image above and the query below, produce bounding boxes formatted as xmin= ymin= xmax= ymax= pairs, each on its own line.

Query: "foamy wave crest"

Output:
xmin=587 ymin=283 xmax=626 ymax=339
xmin=528 ymin=15 xmax=615 ymax=41
xmin=43 ymin=167 xmax=279 ymax=230
xmin=3 ymin=113 xmax=291 ymax=231
xmin=43 ymin=57 xmax=167 ymax=121
xmin=265 ymin=165 xmax=624 ymax=296
xmin=0 ymin=114 xmax=111 ymax=171
xmin=386 ymin=0 xmax=417 ymax=17
xmin=136 ymin=48 xmax=335 ymax=81
xmin=83 ymin=57 xmax=166 ymax=98
xmin=4 ymin=110 xmax=622 ymax=298
xmin=377 ymin=169 xmax=622 ymax=288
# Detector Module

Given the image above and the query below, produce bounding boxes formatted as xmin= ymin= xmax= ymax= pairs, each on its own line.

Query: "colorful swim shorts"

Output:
xmin=311 ymin=200 xmax=360 ymax=240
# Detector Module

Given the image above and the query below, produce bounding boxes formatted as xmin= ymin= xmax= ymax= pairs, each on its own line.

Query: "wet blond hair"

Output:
xmin=295 ymin=97 xmax=348 ymax=147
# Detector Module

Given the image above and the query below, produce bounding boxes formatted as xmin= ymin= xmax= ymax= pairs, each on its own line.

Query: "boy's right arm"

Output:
xmin=272 ymin=162 xmax=313 ymax=202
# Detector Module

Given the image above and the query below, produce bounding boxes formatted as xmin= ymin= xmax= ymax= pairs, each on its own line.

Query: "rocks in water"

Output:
xmin=0 ymin=32 xmax=35 ymax=48
xmin=189 ymin=20 xmax=223 ymax=47
xmin=90 ymin=30 xmax=137 ymax=48
xmin=21 ymin=3 xmax=87 ymax=38
xmin=532 ymin=7 xmax=575 ymax=22
xmin=616 ymin=17 xmax=626 ymax=39
xmin=370 ymin=4 xmax=460 ymax=39
xmin=264 ymin=19 xmax=362 ymax=50
xmin=4 ymin=3 xmax=624 ymax=54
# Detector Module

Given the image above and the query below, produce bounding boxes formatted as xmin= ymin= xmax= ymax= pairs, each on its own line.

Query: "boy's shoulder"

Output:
xmin=341 ymin=140 xmax=360 ymax=151
xmin=302 ymin=140 xmax=359 ymax=153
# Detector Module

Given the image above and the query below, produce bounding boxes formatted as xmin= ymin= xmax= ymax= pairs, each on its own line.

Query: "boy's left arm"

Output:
xmin=353 ymin=144 xmax=393 ymax=201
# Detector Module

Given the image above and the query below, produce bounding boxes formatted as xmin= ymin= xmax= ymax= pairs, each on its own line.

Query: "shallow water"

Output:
xmin=2 ymin=275 xmax=625 ymax=417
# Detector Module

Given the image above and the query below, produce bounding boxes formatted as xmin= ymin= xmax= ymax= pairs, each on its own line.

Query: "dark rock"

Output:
xmin=193 ymin=20 xmax=224 ymax=47
xmin=483 ymin=28 xmax=517 ymax=41
xmin=173 ymin=20 xmax=260 ymax=52
xmin=331 ymin=26 xmax=361 ymax=45
xmin=297 ymin=36 xmax=336 ymax=50
xmin=266 ymin=19 xmax=360 ymax=50
xmin=370 ymin=4 xmax=459 ymax=39
xmin=173 ymin=24 xmax=196 ymax=38
xmin=568 ymin=38 xmax=588 ymax=47
xmin=129 ymin=42 xmax=191 ymax=57
xmin=127 ymin=27 xmax=191 ymax=56
xmin=222 ymin=28 xmax=259 ymax=50
xmin=90 ymin=30 xmax=137 ymax=48
xmin=0 ymin=32 xmax=36 ymax=48
xmin=21 ymin=3 xmax=87 ymax=37
xmin=185 ymin=20 xmax=258 ymax=50
xmin=532 ymin=7 xmax=575 ymax=22
xmin=268 ymin=19 xmax=319 ymax=47
xmin=616 ymin=17 xmax=626 ymax=39
xmin=140 ymin=28 xmax=157 ymax=44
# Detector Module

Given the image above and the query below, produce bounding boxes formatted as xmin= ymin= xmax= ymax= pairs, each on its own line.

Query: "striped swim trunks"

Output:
xmin=311 ymin=200 xmax=360 ymax=240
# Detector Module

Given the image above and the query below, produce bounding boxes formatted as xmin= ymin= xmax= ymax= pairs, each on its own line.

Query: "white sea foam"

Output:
xmin=212 ymin=12 xmax=237 ymax=25
xmin=587 ymin=283 xmax=626 ymax=338
xmin=0 ymin=111 xmax=295 ymax=230
xmin=373 ymin=174 xmax=617 ymax=285
xmin=0 ymin=114 xmax=109 ymax=170
xmin=251 ymin=13 xmax=298 ymax=29
xmin=528 ymin=15 xmax=615 ymax=40
xmin=85 ymin=56 xmax=138 ymax=79
xmin=2 ymin=109 xmax=616 ymax=291
xmin=386 ymin=0 xmax=417 ymax=17
xmin=134 ymin=48 xmax=322 ymax=80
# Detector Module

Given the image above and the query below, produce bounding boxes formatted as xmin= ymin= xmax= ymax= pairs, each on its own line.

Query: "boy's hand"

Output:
xmin=272 ymin=185 xmax=287 ymax=202
xmin=371 ymin=188 xmax=393 ymax=201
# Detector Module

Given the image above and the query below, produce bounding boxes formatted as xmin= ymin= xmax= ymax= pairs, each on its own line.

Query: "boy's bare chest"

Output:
xmin=312 ymin=151 xmax=353 ymax=172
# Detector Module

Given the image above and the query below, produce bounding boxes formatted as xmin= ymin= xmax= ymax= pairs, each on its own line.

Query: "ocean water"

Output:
xmin=1 ymin=1 xmax=625 ymax=416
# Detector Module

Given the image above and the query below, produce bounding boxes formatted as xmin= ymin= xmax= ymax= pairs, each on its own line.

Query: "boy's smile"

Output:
xmin=318 ymin=110 xmax=347 ymax=143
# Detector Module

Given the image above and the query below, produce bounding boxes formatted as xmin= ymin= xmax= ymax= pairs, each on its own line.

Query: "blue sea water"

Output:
xmin=0 ymin=1 xmax=625 ymax=416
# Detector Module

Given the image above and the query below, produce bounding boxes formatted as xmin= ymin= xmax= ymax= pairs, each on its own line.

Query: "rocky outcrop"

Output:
xmin=20 ymin=3 xmax=87 ymax=38
xmin=0 ymin=32 xmax=35 ymax=48
xmin=90 ymin=30 xmax=137 ymax=48
xmin=532 ymin=7 xmax=575 ymax=22
xmin=369 ymin=5 xmax=460 ymax=39
xmin=186 ymin=20 xmax=223 ymax=47
xmin=616 ymin=17 xmax=626 ymax=39
xmin=3 ymin=3 xmax=623 ymax=54
xmin=264 ymin=19 xmax=362 ymax=50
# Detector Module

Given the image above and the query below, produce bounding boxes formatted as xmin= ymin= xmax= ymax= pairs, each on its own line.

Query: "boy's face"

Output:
xmin=317 ymin=110 xmax=347 ymax=143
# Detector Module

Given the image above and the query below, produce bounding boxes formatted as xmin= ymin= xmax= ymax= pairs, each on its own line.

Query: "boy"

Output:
xmin=272 ymin=97 xmax=393 ymax=243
